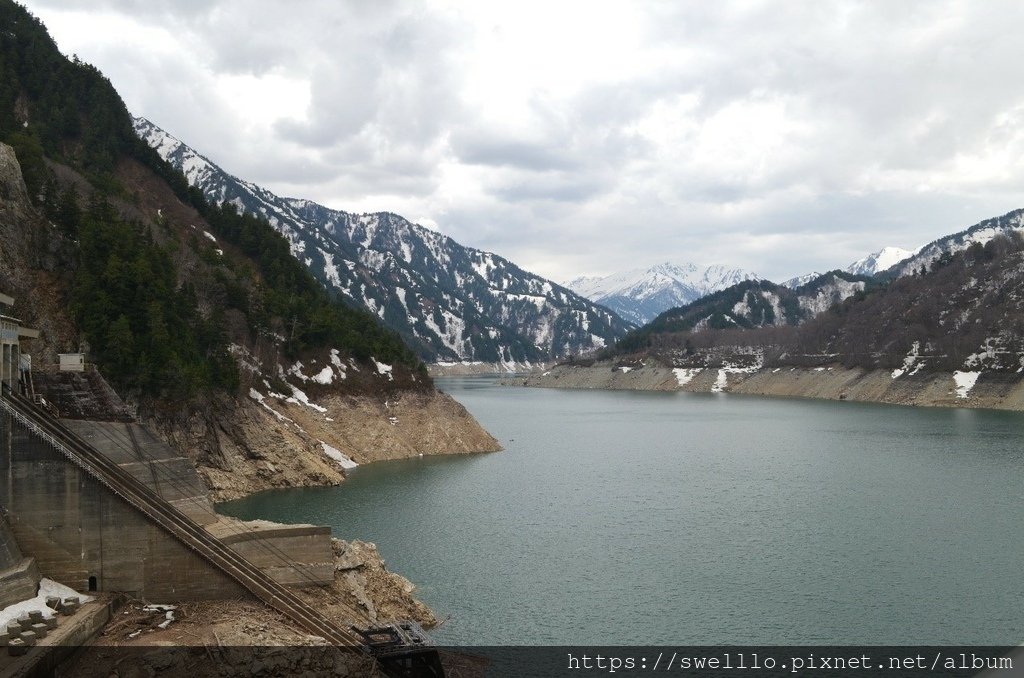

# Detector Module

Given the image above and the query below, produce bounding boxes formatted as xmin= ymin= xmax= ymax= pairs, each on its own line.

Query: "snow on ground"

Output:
xmin=320 ymin=249 xmax=342 ymax=290
xmin=798 ymin=278 xmax=865 ymax=316
xmin=673 ymin=368 xmax=701 ymax=386
xmin=286 ymin=385 xmax=327 ymax=413
xmin=619 ymin=366 xmax=633 ymax=373
xmin=287 ymin=361 xmax=310 ymax=382
xmin=312 ymin=366 xmax=334 ymax=385
xmin=328 ymin=350 xmax=348 ymax=380
xmin=0 ymin=579 xmax=94 ymax=628
xmin=203 ymin=230 xmax=217 ymax=243
xmin=953 ymin=371 xmax=981 ymax=399
xmin=711 ymin=354 xmax=764 ymax=392
xmin=372 ymin=359 xmax=394 ymax=380
xmin=248 ymin=388 xmax=294 ymax=423
xmin=732 ymin=293 xmax=751 ymax=317
xmin=320 ymin=441 xmax=358 ymax=469
xmin=963 ymin=338 xmax=1002 ymax=368
xmin=891 ymin=341 xmax=923 ymax=378
xmin=761 ymin=291 xmax=786 ymax=326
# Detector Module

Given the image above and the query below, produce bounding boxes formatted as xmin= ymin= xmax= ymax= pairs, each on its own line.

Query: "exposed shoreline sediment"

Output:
xmin=427 ymin=360 xmax=551 ymax=376
xmin=512 ymin=361 xmax=1024 ymax=412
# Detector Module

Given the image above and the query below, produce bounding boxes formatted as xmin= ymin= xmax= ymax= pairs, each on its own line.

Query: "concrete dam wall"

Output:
xmin=0 ymin=410 xmax=246 ymax=601
xmin=0 ymin=407 xmax=337 ymax=602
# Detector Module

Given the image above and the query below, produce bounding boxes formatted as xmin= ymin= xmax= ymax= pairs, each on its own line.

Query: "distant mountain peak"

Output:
xmin=844 ymin=246 xmax=916 ymax=277
xmin=565 ymin=261 xmax=759 ymax=326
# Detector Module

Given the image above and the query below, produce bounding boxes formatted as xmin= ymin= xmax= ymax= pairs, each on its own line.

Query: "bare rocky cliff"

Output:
xmin=148 ymin=389 xmax=500 ymax=502
xmin=0 ymin=143 xmax=77 ymax=363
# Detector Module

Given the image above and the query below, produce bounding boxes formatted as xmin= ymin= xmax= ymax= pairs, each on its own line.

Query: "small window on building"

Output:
xmin=88 ymin=575 xmax=97 ymax=592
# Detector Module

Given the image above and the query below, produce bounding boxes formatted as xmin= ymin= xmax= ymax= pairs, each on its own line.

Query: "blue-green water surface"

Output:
xmin=219 ymin=378 xmax=1024 ymax=645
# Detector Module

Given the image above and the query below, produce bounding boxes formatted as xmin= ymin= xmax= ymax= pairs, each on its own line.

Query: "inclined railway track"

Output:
xmin=0 ymin=389 xmax=362 ymax=649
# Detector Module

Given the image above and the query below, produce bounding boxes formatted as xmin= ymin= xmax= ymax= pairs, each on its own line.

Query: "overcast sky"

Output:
xmin=21 ymin=0 xmax=1024 ymax=282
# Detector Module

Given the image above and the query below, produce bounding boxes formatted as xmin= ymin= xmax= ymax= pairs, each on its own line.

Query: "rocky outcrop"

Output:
xmin=326 ymin=539 xmax=436 ymax=629
xmin=0 ymin=143 xmax=78 ymax=364
xmin=0 ymin=142 xmax=30 ymax=206
xmin=517 ymin=360 xmax=1024 ymax=411
xmin=148 ymin=390 xmax=501 ymax=502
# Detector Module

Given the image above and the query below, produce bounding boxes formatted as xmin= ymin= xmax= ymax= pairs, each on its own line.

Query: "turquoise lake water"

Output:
xmin=220 ymin=378 xmax=1024 ymax=645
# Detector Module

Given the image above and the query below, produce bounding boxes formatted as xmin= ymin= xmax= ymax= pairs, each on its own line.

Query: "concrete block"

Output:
xmin=43 ymin=616 xmax=57 ymax=630
xmin=59 ymin=602 xmax=78 ymax=615
xmin=27 ymin=609 xmax=43 ymax=622
xmin=45 ymin=596 xmax=60 ymax=609
xmin=6 ymin=623 xmax=20 ymax=636
xmin=17 ymin=630 xmax=36 ymax=645
xmin=0 ymin=632 xmax=8 ymax=646
xmin=8 ymin=638 xmax=27 ymax=656
xmin=30 ymin=623 xmax=47 ymax=639
xmin=63 ymin=596 xmax=79 ymax=606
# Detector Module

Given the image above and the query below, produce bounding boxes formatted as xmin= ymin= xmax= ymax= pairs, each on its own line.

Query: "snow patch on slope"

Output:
xmin=952 ymin=371 xmax=981 ymax=399
xmin=320 ymin=441 xmax=358 ymax=469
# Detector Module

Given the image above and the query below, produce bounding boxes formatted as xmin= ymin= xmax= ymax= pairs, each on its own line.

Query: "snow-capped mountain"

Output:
xmin=888 ymin=209 xmax=1024 ymax=277
xmin=635 ymin=270 xmax=874 ymax=337
xmin=564 ymin=262 xmax=760 ymax=325
xmin=781 ymin=272 xmax=822 ymax=289
xmin=845 ymin=246 xmax=915 ymax=276
xmin=134 ymin=117 xmax=629 ymax=364
xmin=781 ymin=247 xmax=912 ymax=289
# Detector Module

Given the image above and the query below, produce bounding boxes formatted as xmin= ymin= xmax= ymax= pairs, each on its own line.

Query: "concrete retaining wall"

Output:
xmin=62 ymin=420 xmax=217 ymax=526
xmin=0 ymin=412 xmax=246 ymax=601
xmin=208 ymin=519 xmax=334 ymax=587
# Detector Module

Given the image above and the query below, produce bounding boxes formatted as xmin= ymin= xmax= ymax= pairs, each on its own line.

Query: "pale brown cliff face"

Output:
xmin=147 ymin=389 xmax=502 ymax=502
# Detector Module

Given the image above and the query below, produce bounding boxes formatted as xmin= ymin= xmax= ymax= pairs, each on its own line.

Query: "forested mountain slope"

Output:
xmin=0 ymin=0 xmax=498 ymax=498
xmin=135 ymin=117 xmax=629 ymax=365
xmin=605 ymin=230 xmax=1024 ymax=377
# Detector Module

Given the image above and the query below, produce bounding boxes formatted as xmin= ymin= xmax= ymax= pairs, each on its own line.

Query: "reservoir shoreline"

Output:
xmin=511 ymin=361 xmax=1024 ymax=412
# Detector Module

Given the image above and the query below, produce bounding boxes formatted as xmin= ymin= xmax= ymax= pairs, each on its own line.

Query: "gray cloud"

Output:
xmin=21 ymin=0 xmax=1024 ymax=284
